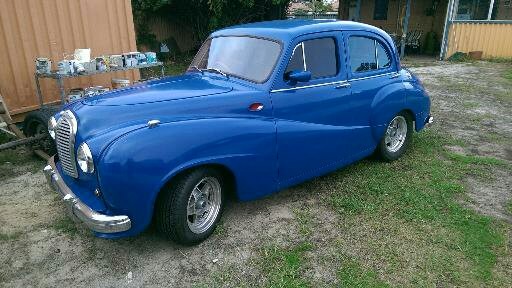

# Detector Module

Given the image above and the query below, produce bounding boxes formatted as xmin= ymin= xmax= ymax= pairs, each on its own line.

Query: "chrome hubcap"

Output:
xmin=187 ymin=177 xmax=222 ymax=234
xmin=385 ymin=116 xmax=407 ymax=153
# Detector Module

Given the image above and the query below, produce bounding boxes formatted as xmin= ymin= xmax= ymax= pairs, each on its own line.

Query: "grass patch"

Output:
xmin=462 ymin=101 xmax=479 ymax=109
xmin=164 ymin=57 xmax=192 ymax=76
xmin=486 ymin=57 xmax=512 ymax=64
xmin=260 ymin=242 xmax=312 ymax=287
xmin=293 ymin=205 xmax=313 ymax=237
xmin=52 ymin=216 xmax=78 ymax=236
xmin=338 ymin=257 xmax=389 ymax=288
xmin=507 ymin=199 xmax=512 ymax=215
xmin=505 ymin=69 xmax=512 ymax=81
xmin=326 ymin=130 xmax=506 ymax=284
xmin=0 ymin=132 xmax=12 ymax=145
xmin=139 ymin=56 xmax=192 ymax=79
xmin=0 ymin=231 xmax=22 ymax=241
xmin=213 ymin=220 xmax=226 ymax=237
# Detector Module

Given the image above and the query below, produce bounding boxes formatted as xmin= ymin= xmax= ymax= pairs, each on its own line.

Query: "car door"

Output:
xmin=344 ymin=31 xmax=404 ymax=142
xmin=270 ymin=32 xmax=373 ymax=187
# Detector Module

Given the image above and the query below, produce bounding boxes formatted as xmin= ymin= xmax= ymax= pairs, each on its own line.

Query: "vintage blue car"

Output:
xmin=44 ymin=19 xmax=432 ymax=245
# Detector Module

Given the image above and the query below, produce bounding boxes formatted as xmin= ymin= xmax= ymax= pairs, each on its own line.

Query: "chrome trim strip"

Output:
xmin=301 ymin=42 xmax=307 ymax=71
xmin=44 ymin=156 xmax=131 ymax=234
xmin=270 ymin=80 xmax=349 ymax=93
xmin=348 ymin=72 xmax=396 ymax=82
xmin=374 ymin=39 xmax=379 ymax=69
xmin=271 ymin=71 xmax=400 ymax=93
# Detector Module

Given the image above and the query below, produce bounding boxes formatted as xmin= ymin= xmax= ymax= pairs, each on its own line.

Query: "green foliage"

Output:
xmin=131 ymin=0 xmax=292 ymax=50
xmin=447 ymin=52 xmax=472 ymax=62
xmin=306 ymin=0 xmax=334 ymax=13
xmin=132 ymin=0 xmax=172 ymax=49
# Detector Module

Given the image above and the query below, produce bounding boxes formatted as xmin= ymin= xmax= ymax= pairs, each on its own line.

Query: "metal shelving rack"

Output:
xmin=34 ymin=61 xmax=165 ymax=107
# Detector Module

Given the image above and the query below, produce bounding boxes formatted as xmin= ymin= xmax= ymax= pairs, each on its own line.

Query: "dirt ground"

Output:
xmin=1 ymin=59 xmax=511 ymax=287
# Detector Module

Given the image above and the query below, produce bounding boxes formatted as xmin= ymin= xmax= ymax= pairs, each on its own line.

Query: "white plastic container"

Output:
xmin=74 ymin=48 xmax=91 ymax=63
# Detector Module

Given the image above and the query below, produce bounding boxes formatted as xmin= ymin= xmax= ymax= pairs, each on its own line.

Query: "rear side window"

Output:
xmin=285 ymin=37 xmax=337 ymax=80
xmin=348 ymin=36 xmax=392 ymax=73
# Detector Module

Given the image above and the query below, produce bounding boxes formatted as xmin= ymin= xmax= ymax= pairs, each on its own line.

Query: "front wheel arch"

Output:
xmin=153 ymin=163 xmax=236 ymax=220
xmin=153 ymin=164 xmax=235 ymax=244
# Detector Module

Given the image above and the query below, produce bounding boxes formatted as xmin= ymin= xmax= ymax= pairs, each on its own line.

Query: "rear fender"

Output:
xmin=369 ymin=82 xmax=407 ymax=142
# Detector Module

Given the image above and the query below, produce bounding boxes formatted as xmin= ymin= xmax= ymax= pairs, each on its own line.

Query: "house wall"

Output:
xmin=357 ymin=0 xmax=448 ymax=47
xmin=446 ymin=22 xmax=512 ymax=58
xmin=0 ymin=0 xmax=139 ymax=116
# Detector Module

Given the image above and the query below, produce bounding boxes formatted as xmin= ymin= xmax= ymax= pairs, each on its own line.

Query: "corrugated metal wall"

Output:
xmin=446 ymin=22 xmax=512 ymax=59
xmin=0 ymin=0 xmax=139 ymax=116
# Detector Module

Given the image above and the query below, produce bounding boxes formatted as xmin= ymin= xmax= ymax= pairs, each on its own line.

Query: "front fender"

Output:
xmin=96 ymin=117 xmax=278 ymax=237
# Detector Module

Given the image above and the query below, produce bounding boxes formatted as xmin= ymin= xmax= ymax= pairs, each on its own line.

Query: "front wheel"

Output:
xmin=155 ymin=168 xmax=225 ymax=245
xmin=377 ymin=112 xmax=413 ymax=161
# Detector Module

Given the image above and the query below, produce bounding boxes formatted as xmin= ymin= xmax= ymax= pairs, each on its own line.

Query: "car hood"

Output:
xmin=81 ymin=74 xmax=233 ymax=106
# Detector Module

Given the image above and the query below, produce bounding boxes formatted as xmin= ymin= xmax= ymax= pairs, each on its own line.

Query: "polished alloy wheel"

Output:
xmin=186 ymin=177 xmax=222 ymax=234
xmin=384 ymin=115 xmax=407 ymax=153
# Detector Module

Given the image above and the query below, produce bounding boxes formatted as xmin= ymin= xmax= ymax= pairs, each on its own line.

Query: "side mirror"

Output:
xmin=286 ymin=70 xmax=311 ymax=84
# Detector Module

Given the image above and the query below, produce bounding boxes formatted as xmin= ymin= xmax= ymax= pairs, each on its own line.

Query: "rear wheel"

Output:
xmin=155 ymin=167 xmax=225 ymax=245
xmin=377 ymin=112 xmax=412 ymax=161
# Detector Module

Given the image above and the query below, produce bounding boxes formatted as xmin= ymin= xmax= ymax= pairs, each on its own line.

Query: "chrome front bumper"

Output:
xmin=44 ymin=156 xmax=131 ymax=234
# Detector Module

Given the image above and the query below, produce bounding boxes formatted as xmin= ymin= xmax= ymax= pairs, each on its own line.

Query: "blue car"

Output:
xmin=44 ymin=19 xmax=432 ymax=245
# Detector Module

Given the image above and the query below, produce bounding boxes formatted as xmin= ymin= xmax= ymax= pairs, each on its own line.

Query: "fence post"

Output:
xmin=440 ymin=0 xmax=457 ymax=60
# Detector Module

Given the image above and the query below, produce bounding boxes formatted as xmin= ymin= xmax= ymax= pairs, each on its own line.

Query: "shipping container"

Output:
xmin=0 ymin=0 xmax=139 ymax=119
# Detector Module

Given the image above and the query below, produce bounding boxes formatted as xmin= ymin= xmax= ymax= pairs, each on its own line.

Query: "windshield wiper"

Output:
xmin=203 ymin=67 xmax=228 ymax=78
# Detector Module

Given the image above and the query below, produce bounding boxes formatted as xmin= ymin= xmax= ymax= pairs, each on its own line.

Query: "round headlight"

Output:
xmin=77 ymin=142 xmax=94 ymax=173
xmin=48 ymin=116 xmax=57 ymax=139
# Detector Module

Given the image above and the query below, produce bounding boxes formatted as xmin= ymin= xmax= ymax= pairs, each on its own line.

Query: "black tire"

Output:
xmin=22 ymin=108 xmax=58 ymax=155
xmin=155 ymin=167 xmax=225 ymax=245
xmin=377 ymin=112 xmax=413 ymax=161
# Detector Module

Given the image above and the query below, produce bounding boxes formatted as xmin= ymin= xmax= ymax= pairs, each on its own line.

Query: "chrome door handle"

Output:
xmin=335 ymin=82 xmax=351 ymax=89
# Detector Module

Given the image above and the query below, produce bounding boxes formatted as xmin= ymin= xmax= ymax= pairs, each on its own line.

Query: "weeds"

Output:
xmin=52 ymin=216 xmax=78 ymax=236
xmin=260 ymin=242 xmax=313 ymax=287
xmin=337 ymin=256 xmax=389 ymax=288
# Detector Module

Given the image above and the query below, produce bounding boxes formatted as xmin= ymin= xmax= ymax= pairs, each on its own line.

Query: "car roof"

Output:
xmin=211 ymin=19 xmax=387 ymax=42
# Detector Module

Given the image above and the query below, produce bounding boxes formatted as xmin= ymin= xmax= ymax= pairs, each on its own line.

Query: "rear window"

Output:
xmin=348 ymin=36 xmax=392 ymax=73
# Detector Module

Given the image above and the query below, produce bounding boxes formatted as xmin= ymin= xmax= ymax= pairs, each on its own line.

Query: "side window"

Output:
xmin=348 ymin=37 xmax=376 ymax=72
xmin=304 ymin=38 xmax=337 ymax=78
xmin=285 ymin=37 xmax=338 ymax=80
xmin=285 ymin=44 xmax=305 ymax=74
xmin=348 ymin=36 xmax=392 ymax=73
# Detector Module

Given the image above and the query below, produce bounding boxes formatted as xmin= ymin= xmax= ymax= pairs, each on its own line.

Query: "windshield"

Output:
xmin=189 ymin=36 xmax=282 ymax=83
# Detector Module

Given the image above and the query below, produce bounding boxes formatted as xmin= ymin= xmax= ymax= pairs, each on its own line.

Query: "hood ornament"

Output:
xmin=147 ymin=120 xmax=160 ymax=128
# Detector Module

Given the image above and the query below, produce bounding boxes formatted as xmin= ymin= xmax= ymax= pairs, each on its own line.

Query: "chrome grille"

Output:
xmin=55 ymin=110 xmax=78 ymax=178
